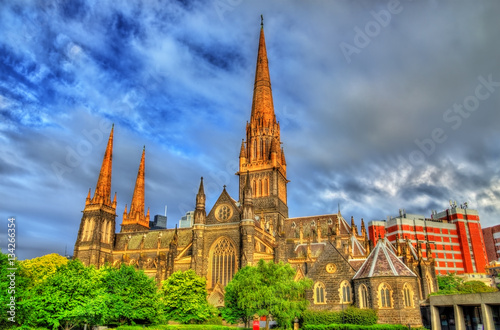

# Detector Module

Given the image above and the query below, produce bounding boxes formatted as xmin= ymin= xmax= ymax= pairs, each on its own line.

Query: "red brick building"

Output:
xmin=368 ymin=204 xmax=488 ymax=275
xmin=482 ymin=224 xmax=500 ymax=263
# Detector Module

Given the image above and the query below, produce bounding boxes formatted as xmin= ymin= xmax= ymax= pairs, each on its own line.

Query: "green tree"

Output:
xmin=436 ymin=273 xmax=462 ymax=294
xmin=433 ymin=273 xmax=498 ymax=296
xmin=0 ymin=250 xmax=30 ymax=328
xmin=160 ymin=269 xmax=214 ymax=324
xmin=222 ymin=259 xmax=312 ymax=330
xmin=100 ymin=264 xmax=160 ymax=326
xmin=459 ymin=280 xmax=497 ymax=293
xmin=18 ymin=259 xmax=105 ymax=329
xmin=20 ymin=253 xmax=69 ymax=288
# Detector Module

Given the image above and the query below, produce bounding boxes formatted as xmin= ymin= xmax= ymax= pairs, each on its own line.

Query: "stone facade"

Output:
xmin=73 ymin=22 xmax=436 ymax=326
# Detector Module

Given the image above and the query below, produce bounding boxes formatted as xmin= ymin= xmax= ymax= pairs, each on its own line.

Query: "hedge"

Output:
xmin=302 ymin=308 xmax=378 ymax=326
xmin=115 ymin=326 xmax=251 ymax=330
xmin=302 ymin=324 xmax=413 ymax=330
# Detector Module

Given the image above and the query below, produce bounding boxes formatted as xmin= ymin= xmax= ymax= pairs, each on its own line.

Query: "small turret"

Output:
xmin=86 ymin=188 xmax=91 ymax=205
xmin=350 ymin=216 xmax=358 ymax=236
xmin=242 ymin=172 xmax=254 ymax=220
xmin=426 ymin=240 xmax=433 ymax=260
xmin=194 ymin=177 xmax=206 ymax=225
xmin=361 ymin=218 xmax=366 ymax=238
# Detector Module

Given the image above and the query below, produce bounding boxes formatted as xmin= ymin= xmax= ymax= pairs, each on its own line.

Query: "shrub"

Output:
xmin=202 ymin=314 xmax=224 ymax=325
xmin=302 ymin=310 xmax=341 ymax=325
xmin=303 ymin=324 xmax=411 ymax=330
xmin=302 ymin=308 xmax=377 ymax=326
xmin=342 ymin=308 xmax=377 ymax=326
xmin=125 ymin=326 xmax=251 ymax=330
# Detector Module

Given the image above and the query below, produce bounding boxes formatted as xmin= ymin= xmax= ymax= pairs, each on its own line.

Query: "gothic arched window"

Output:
xmin=82 ymin=219 xmax=89 ymax=241
xmin=209 ymin=237 xmax=237 ymax=288
xmin=403 ymin=283 xmax=414 ymax=308
xmin=85 ymin=218 xmax=94 ymax=241
xmin=264 ymin=178 xmax=269 ymax=196
xmin=359 ymin=284 xmax=369 ymax=309
xmin=314 ymin=282 xmax=326 ymax=304
xmin=258 ymin=179 xmax=262 ymax=197
xmin=378 ymin=283 xmax=392 ymax=308
xmin=340 ymin=281 xmax=352 ymax=303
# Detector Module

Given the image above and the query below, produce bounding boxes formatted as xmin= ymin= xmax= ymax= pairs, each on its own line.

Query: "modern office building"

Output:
xmin=150 ymin=215 xmax=167 ymax=230
xmin=483 ymin=224 xmax=500 ymax=263
xmin=368 ymin=204 xmax=489 ymax=275
xmin=178 ymin=211 xmax=194 ymax=228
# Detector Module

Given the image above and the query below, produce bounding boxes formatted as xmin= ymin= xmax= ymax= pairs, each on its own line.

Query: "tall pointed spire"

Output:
xmin=238 ymin=16 xmax=288 ymax=223
xmin=130 ymin=146 xmax=146 ymax=216
xmin=92 ymin=125 xmax=114 ymax=206
xmin=120 ymin=147 xmax=149 ymax=232
xmin=250 ymin=16 xmax=275 ymax=126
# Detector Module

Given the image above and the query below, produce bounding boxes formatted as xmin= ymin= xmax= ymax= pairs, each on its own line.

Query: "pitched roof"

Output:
xmin=294 ymin=242 xmax=326 ymax=258
xmin=352 ymin=238 xmax=417 ymax=279
xmin=350 ymin=235 xmax=366 ymax=258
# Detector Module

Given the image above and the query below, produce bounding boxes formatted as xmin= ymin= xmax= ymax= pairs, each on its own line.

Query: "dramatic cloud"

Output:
xmin=1 ymin=0 xmax=499 ymax=259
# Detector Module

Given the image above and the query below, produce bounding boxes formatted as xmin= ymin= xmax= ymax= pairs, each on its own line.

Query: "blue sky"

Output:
xmin=1 ymin=0 xmax=500 ymax=260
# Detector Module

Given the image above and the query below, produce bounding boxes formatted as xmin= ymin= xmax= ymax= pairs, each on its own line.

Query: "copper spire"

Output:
xmin=92 ymin=125 xmax=113 ymax=206
xmin=130 ymin=146 xmax=146 ymax=216
xmin=250 ymin=17 xmax=275 ymax=127
xmin=121 ymin=146 xmax=149 ymax=230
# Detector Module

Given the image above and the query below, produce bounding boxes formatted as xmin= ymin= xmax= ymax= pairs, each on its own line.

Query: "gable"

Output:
xmin=306 ymin=241 xmax=357 ymax=279
xmin=206 ymin=188 xmax=241 ymax=225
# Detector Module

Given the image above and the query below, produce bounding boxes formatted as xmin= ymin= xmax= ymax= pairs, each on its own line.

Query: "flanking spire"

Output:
xmin=91 ymin=125 xmax=114 ymax=206
xmin=130 ymin=146 xmax=146 ymax=216
xmin=121 ymin=146 xmax=149 ymax=231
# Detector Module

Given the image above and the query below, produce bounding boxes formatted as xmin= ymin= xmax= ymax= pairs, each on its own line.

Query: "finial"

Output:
xmin=143 ymin=145 xmax=145 ymax=151
xmin=112 ymin=123 xmax=114 ymax=128
xmin=223 ymin=185 xmax=227 ymax=190
xmin=261 ymin=15 xmax=263 ymax=28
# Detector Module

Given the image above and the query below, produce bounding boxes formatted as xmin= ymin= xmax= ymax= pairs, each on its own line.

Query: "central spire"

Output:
xmin=238 ymin=17 xmax=288 ymax=220
xmin=250 ymin=16 xmax=276 ymax=127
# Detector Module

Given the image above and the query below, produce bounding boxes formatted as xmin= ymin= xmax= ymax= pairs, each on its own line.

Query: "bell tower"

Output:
xmin=74 ymin=125 xmax=117 ymax=267
xmin=238 ymin=17 xmax=288 ymax=232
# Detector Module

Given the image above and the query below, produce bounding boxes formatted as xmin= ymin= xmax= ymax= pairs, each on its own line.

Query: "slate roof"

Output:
xmin=352 ymin=238 xmax=417 ymax=279
xmin=294 ymin=242 xmax=326 ymax=258
xmin=285 ymin=212 xmax=353 ymax=238
xmin=114 ymin=227 xmax=192 ymax=251
xmin=349 ymin=259 xmax=366 ymax=271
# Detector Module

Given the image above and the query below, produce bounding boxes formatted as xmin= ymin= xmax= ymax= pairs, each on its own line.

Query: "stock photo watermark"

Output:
xmin=397 ymin=74 xmax=499 ymax=168
xmin=214 ymin=0 xmax=243 ymax=22
xmin=339 ymin=0 xmax=406 ymax=64
xmin=51 ymin=119 xmax=112 ymax=182
xmin=6 ymin=217 xmax=17 ymax=322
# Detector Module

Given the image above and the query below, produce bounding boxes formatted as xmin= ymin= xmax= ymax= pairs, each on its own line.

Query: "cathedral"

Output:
xmin=73 ymin=21 xmax=436 ymax=326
